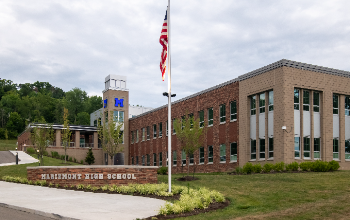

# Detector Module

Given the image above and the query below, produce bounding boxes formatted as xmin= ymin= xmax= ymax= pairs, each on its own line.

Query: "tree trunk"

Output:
xmin=65 ymin=145 xmax=67 ymax=163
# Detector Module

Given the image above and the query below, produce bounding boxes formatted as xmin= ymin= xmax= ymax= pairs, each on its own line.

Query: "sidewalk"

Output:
xmin=0 ymin=181 xmax=166 ymax=220
xmin=0 ymin=151 xmax=38 ymax=166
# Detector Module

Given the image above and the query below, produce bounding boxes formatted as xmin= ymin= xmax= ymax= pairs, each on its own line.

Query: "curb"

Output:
xmin=0 ymin=202 xmax=78 ymax=220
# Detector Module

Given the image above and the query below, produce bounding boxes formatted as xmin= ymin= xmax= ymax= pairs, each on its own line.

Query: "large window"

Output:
xmin=208 ymin=108 xmax=213 ymax=126
xmin=131 ymin=131 xmax=134 ymax=144
xmin=294 ymin=89 xmax=300 ymax=110
xmin=153 ymin=153 xmax=157 ymax=166
xmin=131 ymin=157 xmax=134 ymax=165
xmin=189 ymin=154 xmax=194 ymax=164
xmin=153 ymin=124 xmax=157 ymax=138
xmin=181 ymin=150 xmax=186 ymax=165
xmin=269 ymin=91 xmax=274 ymax=111
xmin=314 ymin=138 xmax=320 ymax=159
xmin=230 ymin=142 xmax=237 ymax=161
xmin=136 ymin=156 xmax=139 ymax=165
xmin=142 ymin=128 xmax=145 ymax=141
xmin=303 ymin=137 xmax=310 ymax=158
xmin=199 ymin=110 xmax=204 ymax=127
xmin=251 ymin=139 xmax=256 ymax=160
xmin=136 ymin=130 xmax=139 ymax=143
xmin=220 ymin=104 xmax=226 ymax=123
xmin=314 ymin=92 xmax=320 ymax=112
xmin=113 ymin=111 xmax=124 ymax=122
xmin=345 ymin=140 xmax=350 ymax=160
xmin=147 ymin=126 xmax=150 ymax=140
xmin=251 ymin=96 xmax=256 ymax=115
xmin=346 ymin=96 xmax=350 ymax=116
xmin=159 ymin=122 xmax=163 ymax=137
xmin=147 ymin=154 xmax=150 ymax=166
xmin=142 ymin=155 xmax=145 ymax=166
xmin=159 ymin=152 xmax=162 ymax=166
xmin=208 ymin=146 xmax=213 ymax=163
xmin=259 ymin=93 xmax=265 ymax=113
xmin=259 ymin=139 xmax=265 ymax=159
xmin=268 ymin=138 xmax=273 ymax=158
xmin=333 ymin=139 xmax=339 ymax=159
xmin=199 ymin=147 xmax=204 ymax=164
xmin=220 ymin=144 xmax=226 ymax=162
xmin=295 ymin=137 xmax=300 ymax=158
xmin=230 ymin=101 xmax=237 ymax=120
xmin=303 ymin=91 xmax=310 ymax=111
xmin=333 ymin=94 xmax=339 ymax=114
xmin=189 ymin=113 xmax=194 ymax=128
xmin=173 ymin=151 xmax=177 ymax=166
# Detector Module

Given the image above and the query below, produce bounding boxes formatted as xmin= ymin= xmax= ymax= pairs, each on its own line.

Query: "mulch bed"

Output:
xmin=228 ymin=170 xmax=337 ymax=175
xmin=176 ymin=176 xmax=199 ymax=181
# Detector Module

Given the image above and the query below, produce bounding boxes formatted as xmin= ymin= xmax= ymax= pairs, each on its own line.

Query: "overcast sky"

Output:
xmin=1 ymin=0 xmax=350 ymax=108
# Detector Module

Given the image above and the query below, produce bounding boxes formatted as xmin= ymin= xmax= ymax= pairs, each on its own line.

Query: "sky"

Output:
xmin=1 ymin=0 xmax=350 ymax=108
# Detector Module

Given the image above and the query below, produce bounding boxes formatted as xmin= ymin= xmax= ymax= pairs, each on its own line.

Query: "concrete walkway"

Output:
xmin=0 ymin=181 xmax=166 ymax=220
xmin=0 ymin=151 xmax=38 ymax=166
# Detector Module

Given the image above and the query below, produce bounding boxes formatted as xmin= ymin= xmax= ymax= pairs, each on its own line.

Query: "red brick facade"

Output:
xmin=129 ymin=81 xmax=239 ymax=173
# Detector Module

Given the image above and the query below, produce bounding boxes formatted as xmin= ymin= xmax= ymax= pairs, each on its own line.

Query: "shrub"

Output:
xmin=299 ymin=162 xmax=312 ymax=171
xmin=273 ymin=162 xmax=285 ymax=172
xmin=74 ymin=158 xmax=77 ymax=163
xmin=286 ymin=162 xmax=299 ymax=171
xmin=85 ymin=148 xmax=95 ymax=165
xmin=328 ymin=160 xmax=340 ymax=171
xmin=235 ymin=166 xmax=243 ymax=174
xmin=253 ymin=164 xmax=262 ymax=173
xmin=310 ymin=160 xmax=329 ymax=172
xmin=243 ymin=162 xmax=254 ymax=174
xmin=27 ymin=147 xmax=35 ymax=154
xmin=80 ymin=160 xmax=84 ymax=164
xmin=60 ymin=155 xmax=65 ymax=160
xmin=43 ymin=150 xmax=48 ymax=156
xmin=157 ymin=167 xmax=168 ymax=175
xmin=76 ymin=184 xmax=85 ymax=190
xmin=69 ymin=157 xmax=73 ymax=162
xmin=262 ymin=163 xmax=274 ymax=173
xmin=55 ymin=183 xmax=60 ymax=188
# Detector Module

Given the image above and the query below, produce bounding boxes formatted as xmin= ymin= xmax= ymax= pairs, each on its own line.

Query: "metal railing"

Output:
xmin=80 ymin=143 xmax=94 ymax=148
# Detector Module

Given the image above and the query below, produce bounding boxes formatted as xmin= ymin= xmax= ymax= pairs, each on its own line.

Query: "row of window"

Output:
xmin=251 ymin=138 xmax=274 ymax=160
xmin=251 ymin=91 xmax=274 ymax=115
xmin=130 ymin=101 xmax=237 ymax=144
xmin=294 ymin=137 xmax=321 ymax=159
xmin=294 ymin=90 xmax=320 ymax=112
xmin=131 ymin=143 xmax=238 ymax=166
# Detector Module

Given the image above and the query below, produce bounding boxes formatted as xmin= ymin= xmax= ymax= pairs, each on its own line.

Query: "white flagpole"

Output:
xmin=167 ymin=0 xmax=172 ymax=193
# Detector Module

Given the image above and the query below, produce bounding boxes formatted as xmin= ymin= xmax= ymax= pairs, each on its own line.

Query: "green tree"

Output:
xmin=174 ymin=114 xmax=206 ymax=177
xmin=98 ymin=111 xmax=124 ymax=165
xmin=30 ymin=123 xmax=54 ymax=166
xmin=65 ymin=88 xmax=88 ymax=123
xmin=85 ymin=148 xmax=95 ymax=165
xmin=86 ymin=95 xmax=102 ymax=114
xmin=62 ymin=108 xmax=72 ymax=163
xmin=76 ymin=112 xmax=90 ymax=125
xmin=6 ymin=112 xmax=24 ymax=139
xmin=0 ymin=79 xmax=17 ymax=100
xmin=18 ymin=83 xmax=34 ymax=97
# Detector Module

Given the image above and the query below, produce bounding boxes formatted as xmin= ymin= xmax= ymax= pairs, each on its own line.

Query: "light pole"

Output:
xmin=15 ymin=147 xmax=18 ymax=165
xmin=37 ymin=149 xmax=40 ymax=166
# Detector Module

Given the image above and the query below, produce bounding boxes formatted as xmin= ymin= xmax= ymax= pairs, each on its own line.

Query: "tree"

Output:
xmin=97 ymin=111 xmax=124 ymax=165
xmin=174 ymin=114 xmax=206 ymax=177
xmin=6 ymin=112 xmax=24 ymax=139
xmin=65 ymin=88 xmax=88 ymax=124
xmin=30 ymin=123 xmax=54 ymax=166
xmin=76 ymin=112 xmax=90 ymax=125
xmin=85 ymin=148 xmax=95 ymax=165
xmin=61 ymin=108 xmax=72 ymax=163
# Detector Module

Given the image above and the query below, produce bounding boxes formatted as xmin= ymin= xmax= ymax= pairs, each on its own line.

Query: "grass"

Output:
xmin=0 ymin=139 xmax=18 ymax=151
xmin=158 ymin=171 xmax=350 ymax=219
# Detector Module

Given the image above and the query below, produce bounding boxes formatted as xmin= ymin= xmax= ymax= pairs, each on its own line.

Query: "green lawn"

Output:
xmin=158 ymin=171 xmax=350 ymax=219
xmin=0 ymin=139 xmax=18 ymax=151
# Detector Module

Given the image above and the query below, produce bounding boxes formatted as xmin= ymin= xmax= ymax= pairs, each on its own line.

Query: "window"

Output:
xmin=333 ymin=94 xmax=339 ymax=114
xmin=189 ymin=153 xmax=194 ymax=164
xmin=119 ymin=131 xmax=124 ymax=144
xmin=294 ymin=89 xmax=299 ymax=110
xmin=269 ymin=91 xmax=274 ymax=111
xmin=199 ymin=147 xmax=204 ymax=164
xmin=147 ymin=154 xmax=150 ymax=166
xmin=259 ymin=139 xmax=265 ymax=159
xmin=259 ymin=93 xmax=265 ymax=113
xmin=345 ymin=140 xmax=350 ymax=160
xmin=199 ymin=110 xmax=204 ymax=127
xmin=94 ymin=120 xmax=97 ymax=127
xmin=220 ymin=104 xmax=226 ymax=123
xmin=268 ymin=138 xmax=273 ymax=158
xmin=220 ymin=144 xmax=226 ymax=162
xmin=181 ymin=116 xmax=186 ymax=130
xmin=333 ymin=139 xmax=339 ymax=159
xmin=303 ymin=91 xmax=310 ymax=111
xmin=208 ymin=146 xmax=213 ymax=163
xmin=251 ymin=139 xmax=256 ymax=160
xmin=303 ymin=137 xmax=310 ymax=158
xmin=182 ymin=150 xmax=186 ymax=165
xmin=136 ymin=156 xmax=139 ymax=165
xmin=159 ymin=122 xmax=162 ymax=137
xmin=131 ymin=131 xmax=134 ymax=144
xmin=230 ymin=101 xmax=237 ymax=120
xmin=147 ymin=126 xmax=150 ymax=140
xmin=314 ymin=138 xmax=321 ymax=159
xmin=251 ymin=96 xmax=256 ymax=115
xmin=345 ymin=96 xmax=350 ymax=116
xmin=136 ymin=130 xmax=139 ymax=143
xmin=208 ymin=108 xmax=213 ymax=126
xmin=153 ymin=153 xmax=157 ymax=166
xmin=173 ymin=119 xmax=176 ymax=134
xmin=173 ymin=151 xmax=177 ymax=166
xmin=142 ymin=156 xmax=145 ymax=166
xmin=295 ymin=137 xmax=300 ymax=158
xmin=113 ymin=111 xmax=124 ymax=122
xmin=189 ymin=113 xmax=194 ymax=128
xmin=159 ymin=152 xmax=163 ymax=166
xmin=153 ymin=124 xmax=157 ymax=138
xmin=142 ymin=128 xmax=145 ymax=141
xmin=230 ymin=143 xmax=237 ymax=161
xmin=314 ymin=92 xmax=320 ymax=112
xmin=131 ymin=157 xmax=134 ymax=165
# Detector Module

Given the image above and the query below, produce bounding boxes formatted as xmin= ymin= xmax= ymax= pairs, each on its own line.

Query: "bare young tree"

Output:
xmin=61 ymin=108 xmax=72 ymax=163
xmin=30 ymin=123 xmax=54 ymax=166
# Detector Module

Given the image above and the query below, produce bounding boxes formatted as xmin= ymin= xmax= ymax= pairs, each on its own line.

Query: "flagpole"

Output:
xmin=167 ymin=0 xmax=172 ymax=193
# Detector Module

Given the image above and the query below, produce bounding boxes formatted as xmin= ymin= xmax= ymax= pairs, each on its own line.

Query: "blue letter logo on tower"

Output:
xmin=115 ymin=98 xmax=124 ymax=107
xmin=104 ymin=99 xmax=107 ymax=108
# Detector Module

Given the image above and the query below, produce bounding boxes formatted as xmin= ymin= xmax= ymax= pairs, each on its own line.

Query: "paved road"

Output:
xmin=0 ymin=151 xmax=16 ymax=164
xmin=0 ymin=151 xmax=38 ymax=166
xmin=0 ymin=181 xmax=166 ymax=220
xmin=0 ymin=205 xmax=57 ymax=220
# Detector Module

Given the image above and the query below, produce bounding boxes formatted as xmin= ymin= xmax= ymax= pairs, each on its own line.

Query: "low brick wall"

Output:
xmin=27 ymin=165 xmax=158 ymax=186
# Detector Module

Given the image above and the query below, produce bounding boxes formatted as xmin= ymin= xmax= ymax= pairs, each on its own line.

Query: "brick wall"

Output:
xmin=27 ymin=166 xmax=158 ymax=186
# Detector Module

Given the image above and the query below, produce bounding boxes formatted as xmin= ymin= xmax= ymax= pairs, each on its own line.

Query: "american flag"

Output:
xmin=159 ymin=10 xmax=168 ymax=81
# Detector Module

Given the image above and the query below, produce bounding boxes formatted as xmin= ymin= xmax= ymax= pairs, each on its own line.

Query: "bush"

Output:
xmin=253 ymin=164 xmax=262 ymax=173
xmin=27 ymin=147 xmax=35 ymax=154
xmin=51 ymin=151 xmax=59 ymax=158
xmin=273 ymin=162 xmax=285 ymax=172
xmin=286 ymin=162 xmax=299 ymax=171
xmin=310 ymin=160 xmax=329 ymax=172
xmin=69 ymin=157 xmax=72 ymax=162
xmin=328 ymin=160 xmax=340 ymax=171
xmin=262 ymin=163 xmax=274 ymax=173
xmin=299 ymin=162 xmax=312 ymax=171
xmin=60 ymin=155 xmax=65 ymax=160
xmin=85 ymin=148 xmax=95 ymax=165
xmin=43 ymin=150 xmax=48 ymax=156
xmin=74 ymin=158 xmax=77 ymax=163
xmin=157 ymin=167 xmax=168 ymax=175
xmin=80 ymin=160 xmax=84 ymax=164
xmin=242 ymin=162 xmax=254 ymax=174
xmin=235 ymin=166 xmax=243 ymax=174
